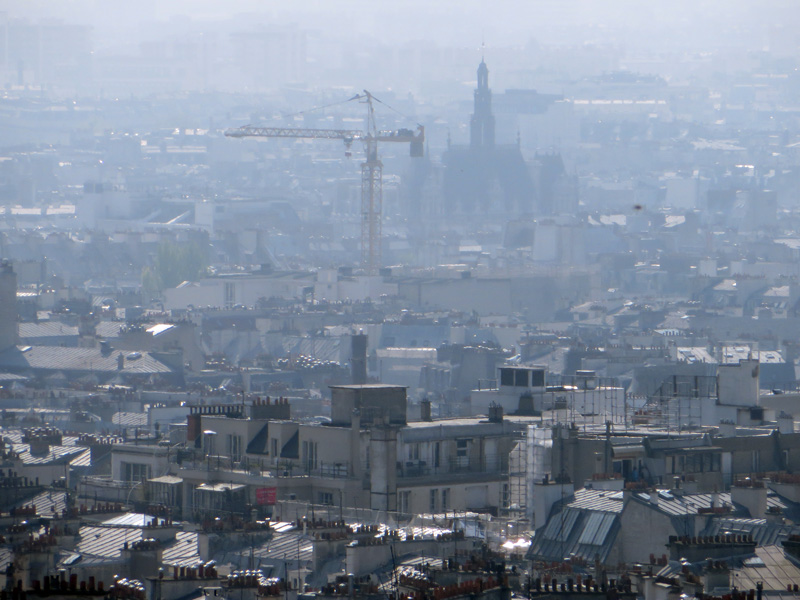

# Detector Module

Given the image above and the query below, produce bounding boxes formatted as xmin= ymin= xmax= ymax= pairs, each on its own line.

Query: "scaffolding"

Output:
xmin=646 ymin=374 xmax=718 ymax=432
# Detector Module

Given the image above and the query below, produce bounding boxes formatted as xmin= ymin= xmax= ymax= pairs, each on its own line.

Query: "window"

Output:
xmin=502 ymin=484 xmax=509 ymax=508
xmin=123 ymin=462 xmax=151 ymax=482
xmin=456 ymin=439 xmax=470 ymax=468
xmin=430 ymin=489 xmax=438 ymax=512
xmin=434 ymin=442 xmax=440 ymax=469
xmin=399 ymin=491 xmax=411 ymax=513
xmin=752 ymin=451 xmax=760 ymax=473
xmin=500 ymin=369 xmax=514 ymax=387
xmin=228 ymin=434 xmax=242 ymax=463
xmin=302 ymin=441 xmax=318 ymax=472
xmin=224 ymin=282 xmax=235 ymax=306
xmin=514 ymin=370 xmax=529 ymax=387
xmin=442 ymin=488 xmax=450 ymax=511
xmin=271 ymin=438 xmax=278 ymax=457
xmin=408 ymin=444 xmax=419 ymax=461
xmin=319 ymin=492 xmax=334 ymax=505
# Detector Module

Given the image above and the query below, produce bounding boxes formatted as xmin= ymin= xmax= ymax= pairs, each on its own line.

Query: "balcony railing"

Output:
xmin=397 ymin=455 xmax=508 ymax=480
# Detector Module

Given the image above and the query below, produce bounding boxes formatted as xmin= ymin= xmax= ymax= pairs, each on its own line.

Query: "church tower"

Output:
xmin=470 ymin=59 xmax=495 ymax=149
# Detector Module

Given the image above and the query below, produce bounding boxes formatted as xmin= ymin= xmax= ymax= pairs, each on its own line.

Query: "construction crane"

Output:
xmin=225 ymin=91 xmax=424 ymax=275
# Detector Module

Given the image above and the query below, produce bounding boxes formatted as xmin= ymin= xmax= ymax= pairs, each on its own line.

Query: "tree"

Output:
xmin=142 ymin=240 xmax=208 ymax=294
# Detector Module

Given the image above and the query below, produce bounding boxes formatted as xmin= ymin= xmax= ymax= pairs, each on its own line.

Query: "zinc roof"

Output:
xmin=699 ymin=517 xmax=800 ymax=547
xmin=528 ymin=506 xmax=620 ymax=564
xmin=15 ymin=444 xmax=86 ymax=466
xmin=0 ymin=346 xmax=173 ymax=374
xmin=734 ymin=545 xmax=800 ymax=592
xmin=102 ymin=513 xmax=165 ymax=527
xmin=12 ymin=490 xmax=68 ymax=516
xmin=76 ymin=525 xmax=144 ymax=558
xmin=566 ymin=488 xmax=625 ymax=513
xmin=214 ymin=530 xmax=313 ymax=569
xmin=112 ymin=412 xmax=148 ymax=427
xmin=162 ymin=531 xmax=202 ymax=567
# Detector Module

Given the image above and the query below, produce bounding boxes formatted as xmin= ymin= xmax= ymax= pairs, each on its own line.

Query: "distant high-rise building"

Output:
xmin=0 ymin=260 xmax=18 ymax=352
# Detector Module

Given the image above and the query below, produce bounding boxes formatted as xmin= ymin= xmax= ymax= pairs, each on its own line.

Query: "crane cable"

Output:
xmin=280 ymin=94 xmax=361 ymax=120
xmin=282 ymin=91 xmax=418 ymax=128
xmin=367 ymin=92 xmax=417 ymax=125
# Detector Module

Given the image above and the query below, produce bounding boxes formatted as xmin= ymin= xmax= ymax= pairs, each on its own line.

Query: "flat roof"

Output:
xmin=329 ymin=384 xmax=407 ymax=390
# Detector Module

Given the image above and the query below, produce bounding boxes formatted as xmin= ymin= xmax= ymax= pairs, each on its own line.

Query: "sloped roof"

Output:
xmin=735 ymin=544 xmax=800 ymax=591
xmin=215 ymin=530 xmax=313 ymax=567
xmin=699 ymin=517 xmax=800 ymax=547
xmin=75 ymin=525 xmax=144 ymax=558
xmin=162 ymin=531 xmax=202 ymax=567
xmin=15 ymin=444 xmax=86 ymax=466
xmin=528 ymin=506 xmax=620 ymax=564
xmin=18 ymin=322 xmax=78 ymax=339
xmin=567 ymin=488 xmax=625 ymax=513
xmin=0 ymin=346 xmax=174 ymax=374
xmin=11 ymin=490 xmax=68 ymax=516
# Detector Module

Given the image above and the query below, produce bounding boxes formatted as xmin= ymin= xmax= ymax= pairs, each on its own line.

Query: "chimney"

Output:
xmin=731 ymin=478 xmax=768 ymax=518
xmin=117 ymin=353 xmax=125 ymax=370
xmin=29 ymin=439 xmax=50 ymax=457
xmin=420 ymin=399 xmax=432 ymax=422
xmin=703 ymin=560 xmax=730 ymax=592
xmin=488 ymin=402 xmax=503 ymax=423
xmin=351 ymin=333 xmax=368 ymax=384
xmin=100 ymin=340 xmax=113 ymax=356
xmin=593 ymin=452 xmax=604 ymax=476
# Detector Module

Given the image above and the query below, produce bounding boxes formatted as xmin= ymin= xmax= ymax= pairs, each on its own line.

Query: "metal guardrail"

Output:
xmin=80 ymin=476 xmax=138 ymax=489
xmin=397 ymin=456 xmax=508 ymax=479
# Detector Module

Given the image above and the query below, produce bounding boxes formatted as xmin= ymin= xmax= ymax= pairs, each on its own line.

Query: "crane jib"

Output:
xmin=223 ymin=120 xmax=424 ymax=274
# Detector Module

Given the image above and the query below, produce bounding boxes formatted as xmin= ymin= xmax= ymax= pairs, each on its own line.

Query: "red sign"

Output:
xmin=256 ymin=487 xmax=277 ymax=505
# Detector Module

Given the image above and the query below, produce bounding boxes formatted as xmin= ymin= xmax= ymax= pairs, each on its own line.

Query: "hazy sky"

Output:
xmin=2 ymin=0 xmax=796 ymax=51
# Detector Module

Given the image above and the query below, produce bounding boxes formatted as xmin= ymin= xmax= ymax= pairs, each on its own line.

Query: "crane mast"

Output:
xmin=225 ymin=91 xmax=424 ymax=275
